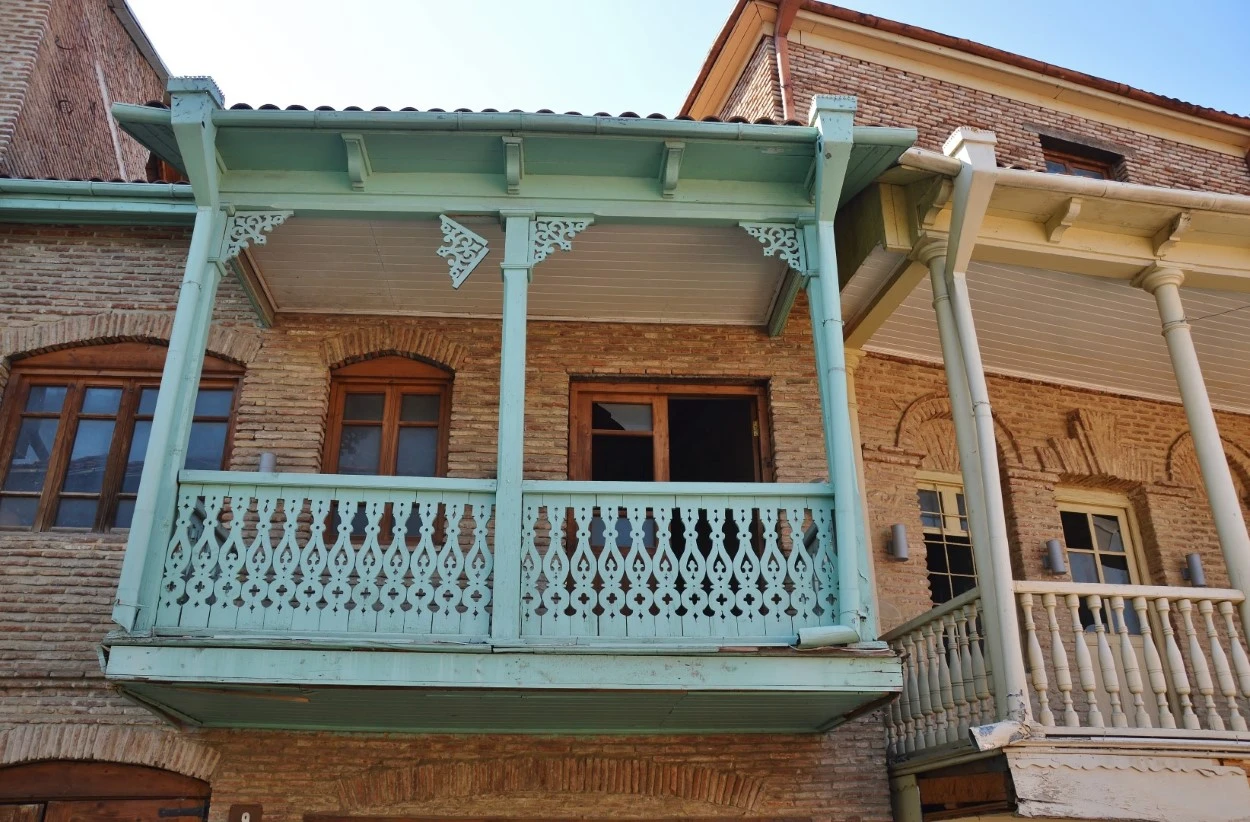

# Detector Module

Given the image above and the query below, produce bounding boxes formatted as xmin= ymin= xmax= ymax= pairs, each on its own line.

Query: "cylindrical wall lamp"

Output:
xmin=258 ymin=452 xmax=278 ymax=473
xmin=1183 ymin=552 xmax=1207 ymax=587
xmin=1042 ymin=538 xmax=1067 ymax=575
xmin=888 ymin=523 xmax=909 ymax=562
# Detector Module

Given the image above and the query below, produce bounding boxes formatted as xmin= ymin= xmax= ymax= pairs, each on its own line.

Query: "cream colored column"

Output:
xmin=1135 ymin=267 xmax=1250 ymax=607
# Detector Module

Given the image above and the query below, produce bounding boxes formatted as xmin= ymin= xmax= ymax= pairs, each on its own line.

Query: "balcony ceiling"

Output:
xmin=843 ymin=258 xmax=1250 ymax=413
xmin=248 ymin=217 xmax=789 ymax=325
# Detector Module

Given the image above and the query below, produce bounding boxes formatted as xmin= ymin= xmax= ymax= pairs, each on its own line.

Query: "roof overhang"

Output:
xmin=0 ymin=179 xmax=195 ymax=225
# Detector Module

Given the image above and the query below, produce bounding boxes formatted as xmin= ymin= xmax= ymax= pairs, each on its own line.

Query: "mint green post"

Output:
xmin=804 ymin=95 xmax=874 ymax=641
xmin=490 ymin=211 xmax=535 ymax=639
xmin=113 ymin=78 xmax=227 ymax=631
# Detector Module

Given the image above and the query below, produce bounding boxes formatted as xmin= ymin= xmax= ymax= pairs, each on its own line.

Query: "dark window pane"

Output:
xmin=591 ymin=402 xmax=652 ymax=432
xmin=1069 ymin=550 xmax=1099 ymax=583
xmin=25 ymin=385 xmax=67 ymax=413
xmin=400 ymin=394 xmax=441 ymax=423
xmin=1045 ymin=160 xmax=1067 ymax=173
xmin=1061 ymin=510 xmax=1093 ymax=549
xmin=951 ymin=575 xmax=977 ymax=598
xmin=929 ymin=574 xmax=953 ymax=605
xmin=1073 ymin=167 xmax=1107 ymax=179
xmin=137 ymin=388 xmax=159 ymax=415
xmin=956 ymin=493 xmax=968 ymax=531
xmin=337 ymin=425 xmax=382 ymax=474
xmin=0 ymin=496 xmax=38 ymax=527
xmin=122 ymin=420 xmax=151 ymax=493
xmin=925 ymin=536 xmax=949 ymax=573
xmin=918 ymin=489 xmax=941 ymax=528
xmin=1093 ymin=514 xmax=1125 ymax=552
xmin=61 ymin=419 xmax=115 ymax=492
xmin=591 ymin=434 xmax=653 ymax=481
xmin=3 ymin=418 xmax=61 ymax=491
xmin=343 ymin=393 xmax=385 ymax=421
xmin=947 ymin=540 xmax=975 ymax=575
xmin=395 ymin=427 xmax=438 ymax=477
xmin=186 ymin=421 xmax=228 ymax=470
xmin=54 ymin=497 xmax=98 ymax=528
xmin=1101 ymin=553 xmax=1132 ymax=585
xmin=81 ymin=387 xmax=122 ymax=415
xmin=193 ymin=389 xmax=234 ymax=417
xmin=113 ymin=498 xmax=135 ymax=529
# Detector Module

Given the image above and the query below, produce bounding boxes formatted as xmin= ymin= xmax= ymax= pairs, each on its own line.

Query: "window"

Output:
xmin=569 ymin=381 xmax=771 ymax=483
xmin=918 ymin=475 xmax=976 ymax=605
xmin=0 ymin=343 xmax=240 ymax=532
xmin=1057 ymin=491 xmax=1146 ymax=630
xmin=323 ymin=356 xmax=452 ymax=477
xmin=1041 ymin=136 xmax=1120 ymax=180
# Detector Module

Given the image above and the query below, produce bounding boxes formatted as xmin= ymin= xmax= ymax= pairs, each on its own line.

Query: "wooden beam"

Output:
xmin=844 ymin=257 xmax=927 ymax=348
xmin=659 ymin=140 xmax=685 ymax=198
xmin=766 ymin=265 xmax=803 ymax=336
xmin=341 ymin=133 xmax=371 ymax=191
xmin=229 ymin=247 xmax=276 ymax=328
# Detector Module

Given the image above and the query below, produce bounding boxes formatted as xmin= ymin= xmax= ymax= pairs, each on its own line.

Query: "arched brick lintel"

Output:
xmin=320 ymin=324 xmax=468 ymax=372
xmin=337 ymin=756 xmax=768 ymax=812
xmin=0 ymin=724 xmax=219 ymax=781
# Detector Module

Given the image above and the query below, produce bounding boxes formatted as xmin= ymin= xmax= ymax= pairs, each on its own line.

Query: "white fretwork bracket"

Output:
xmin=222 ymin=211 xmax=293 ymax=260
xmin=740 ymin=222 xmax=806 ymax=272
xmin=531 ymin=217 xmax=592 ymax=265
xmin=437 ymin=215 xmax=491 ymax=288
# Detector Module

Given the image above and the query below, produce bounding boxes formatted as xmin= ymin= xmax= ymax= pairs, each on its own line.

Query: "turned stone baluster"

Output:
xmin=887 ymin=688 xmax=902 ymax=755
xmin=966 ymin=603 xmax=991 ymax=724
xmin=1156 ymin=597 xmax=1201 ymax=730
xmin=955 ymin=610 xmax=975 ymax=737
xmin=1067 ymin=592 xmax=1103 ymax=727
xmin=1110 ymin=595 xmax=1150 ymax=727
xmin=926 ymin=624 xmax=950 ymax=744
xmin=911 ymin=631 xmax=936 ymax=748
xmin=937 ymin=618 xmax=958 ymax=743
xmin=1021 ymin=593 xmax=1055 ymax=725
xmin=1200 ymin=600 xmax=1244 ymax=732
xmin=1134 ymin=595 xmax=1176 ymax=729
xmin=1043 ymin=593 xmax=1078 ymax=726
xmin=946 ymin=614 xmax=970 ymax=740
xmin=1218 ymin=600 xmax=1250 ymax=709
xmin=1177 ymin=598 xmax=1221 ymax=730
xmin=895 ymin=641 xmax=917 ymax=753
xmin=1089 ymin=595 xmax=1127 ymax=728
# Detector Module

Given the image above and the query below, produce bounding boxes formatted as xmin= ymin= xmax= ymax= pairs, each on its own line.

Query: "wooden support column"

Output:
xmin=490 ymin=211 xmax=535 ymax=640
xmin=1136 ymin=266 xmax=1250 ymax=637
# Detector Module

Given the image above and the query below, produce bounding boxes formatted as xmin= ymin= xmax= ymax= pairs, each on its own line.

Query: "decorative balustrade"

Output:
xmin=883 ymin=589 xmax=996 ymax=756
xmin=518 ymin=481 xmax=838 ymax=641
xmin=1014 ymin=581 xmax=1250 ymax=734
xmin=155 ymin=471 xmax=496 ymax=637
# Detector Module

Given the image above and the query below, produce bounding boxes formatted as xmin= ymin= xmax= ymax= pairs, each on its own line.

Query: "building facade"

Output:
xmin=2 ymin=1 xmax=1250 ymax=821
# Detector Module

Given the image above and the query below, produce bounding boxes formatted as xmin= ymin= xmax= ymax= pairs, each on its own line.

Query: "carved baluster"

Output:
xmin=926 ymin=624 xmax=950 ymax=745
xmin=966 ymin=603 xmax=991 ymax=725
xmin=1089 ymin=595 xmax=1127 ymax=727
xmin=953 ymin=610 xmax=974 ymax=738
xmin=1200 ymin=600 xmax=1244 ymax=732
xmin=1067 ymin=593 xmax=1103 ymax=727
xmin=1156 ymin=597 xmax=1200 ymax=730
xmin=1134 ymin=595 xmax=1175 ymax=728
xmin=1042 ymin=593 xmax=1078 ymax=727
xmin=908 ymin=632 xmax=934 ymax=749
xmin=893 ymin=640 xmax=915 ymax=754
xmin=1218 ymin=601 xmax=1250 ymax=709
xmin=934 ymin=621 xmax=956 ymax=743
xmin=1110 ymin=595 xmax=1149 ymax=727
xmin=1177 ymin=598 xmax=1221 ymax=730
xmin=1021 ymin=593 xmax=1055 ymax=726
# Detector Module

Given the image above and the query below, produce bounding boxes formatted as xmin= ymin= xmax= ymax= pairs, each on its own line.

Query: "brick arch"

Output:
xmin=320 ymin=324 xmax=467 ymax=372
xmin=0 ymin=724 xmax=218 ymax=781
xmin=895 ymin=392 xmax=1025 ymax=472
xmin=1165 ymin=430 xmax=1250 ymax=495
xmin=336 ymin=757 xmax=767 ymax=813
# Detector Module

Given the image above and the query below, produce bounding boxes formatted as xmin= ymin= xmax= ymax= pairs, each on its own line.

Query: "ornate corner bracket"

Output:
xmin=531 ymin=217 xmax=592 ymax=265
xmin=221 ymin=211 xmax=293 ymax=261
xmin=437 ymin=215 xmax=491 ymax=289
xmin=740 ymin=222 xmax=806 ymax=272
xmin=1153 ymin=210 xmax=1193 ymax=258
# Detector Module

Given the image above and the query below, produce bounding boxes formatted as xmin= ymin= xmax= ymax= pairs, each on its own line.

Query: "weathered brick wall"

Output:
xmin=720 ymin=36 xmax=1250 ymax=195
xmin=0 ymin=0 xmax=52 ymax=166
xmin=0 ymin=0 xmax=165 ymax=180
xmin=720 ymin=37 xmax=783 ymax=123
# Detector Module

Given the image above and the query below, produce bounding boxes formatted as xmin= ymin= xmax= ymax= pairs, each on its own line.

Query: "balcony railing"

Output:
xmin=885 ymin=581 xmax=1250 ymax=757
xmin=153 ymin=472 xmax=840 ymax=644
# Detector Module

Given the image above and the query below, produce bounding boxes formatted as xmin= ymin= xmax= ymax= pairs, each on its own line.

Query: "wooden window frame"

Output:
xmin=917 ymin=471 xmax=977 ymax=605
xmin=322 ymin=356 xmax=453 ymax=478
xmin=568 ymin=380 xmax=773 ymax=482
xmin=1043 ymin=148 xmax=1114 ymax=179
xmin=0 ymin=343 xmax=240 ymax=534
xmin=1055 ymin=488 xmax=1147 ymax=585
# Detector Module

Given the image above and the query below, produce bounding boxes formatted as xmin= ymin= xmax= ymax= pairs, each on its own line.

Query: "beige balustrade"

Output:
xmin=1014 ymin=581 xmax=1250 ymax=736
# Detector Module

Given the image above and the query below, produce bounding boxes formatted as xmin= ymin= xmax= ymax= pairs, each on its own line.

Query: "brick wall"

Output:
xmin=720 ymin=36 xmax=1250 ymax=195
xmin=721 ymin=37 xmax=783 ymax=123
xmin=0 ymin=0 xmax=165 ymax=180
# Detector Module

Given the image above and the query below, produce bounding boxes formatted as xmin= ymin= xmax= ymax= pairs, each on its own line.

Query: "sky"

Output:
xmin=127 ymin=0 xmax=1250 ymax=118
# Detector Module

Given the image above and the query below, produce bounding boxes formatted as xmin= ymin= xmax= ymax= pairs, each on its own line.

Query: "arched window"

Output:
xmin=0 ymin=342 xmax=242 ymax=532
xmin=323 ymin=356 xmax=452 ymax=477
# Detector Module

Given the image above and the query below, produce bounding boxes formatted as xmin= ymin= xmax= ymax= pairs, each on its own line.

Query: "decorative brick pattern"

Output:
xmin=721 ymin=37 xmax=783 ymax=123
xmin=0 ymin=0 xmax=52 ymax=167
xmin=320 ymin=323 xmax=469 ymax=371
xmin=0 ymin=723 xmax=219 ymax=780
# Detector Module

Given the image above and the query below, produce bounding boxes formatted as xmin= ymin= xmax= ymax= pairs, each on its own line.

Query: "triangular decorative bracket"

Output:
xmin=740 ymin=222 xmax=806 ymax=272
xmin=437 ymin=214 xmax=490 ymax=289
xmin=221 ymin=211 xmax=293 ymax=260
xmin=531 ymin=217 xmax=592 ymax=266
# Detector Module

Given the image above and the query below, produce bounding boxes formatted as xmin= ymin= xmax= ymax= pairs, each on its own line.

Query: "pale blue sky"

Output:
xmin=128 ymin=0 xmax=1249 ymax=117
